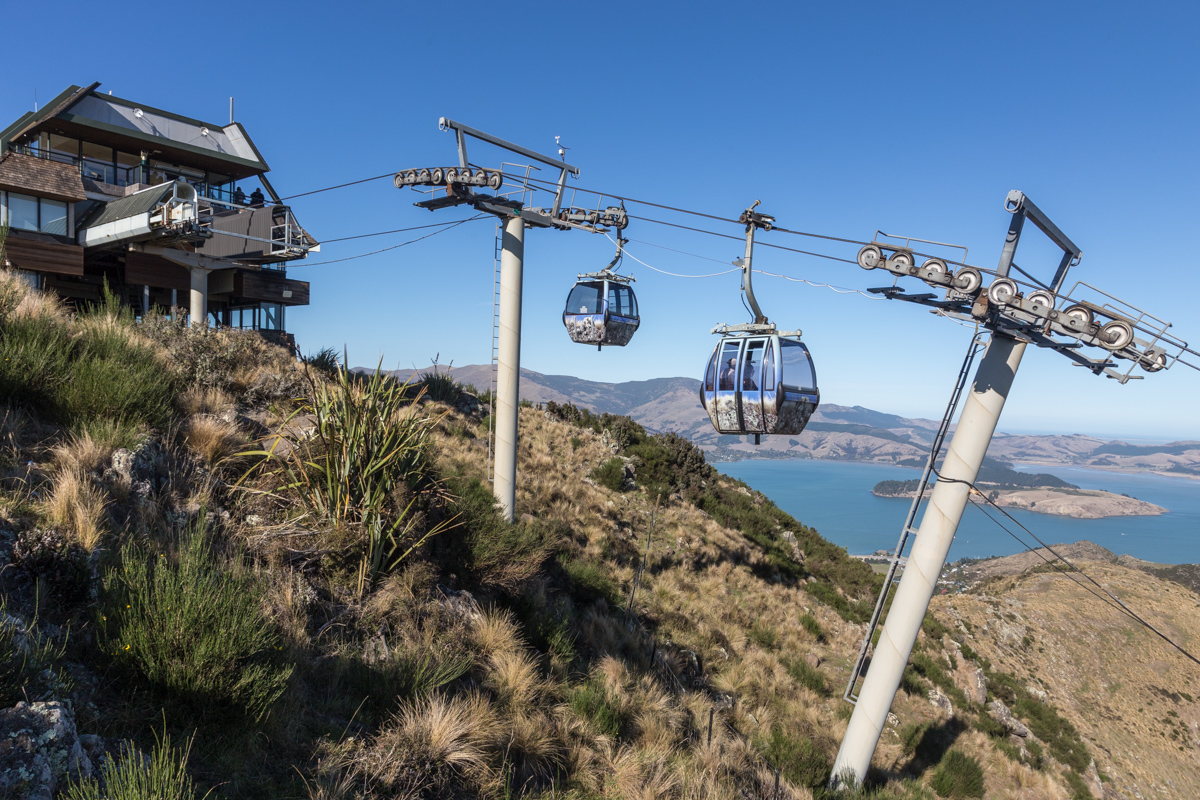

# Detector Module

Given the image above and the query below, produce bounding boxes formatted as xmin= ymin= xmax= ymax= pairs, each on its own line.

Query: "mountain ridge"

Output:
xmin=374 ymin=363 xmax=1200 ymax=475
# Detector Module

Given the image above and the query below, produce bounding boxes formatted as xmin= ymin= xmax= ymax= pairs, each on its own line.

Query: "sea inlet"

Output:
xmin=714 ymin=460 xmax=1200 ymax=565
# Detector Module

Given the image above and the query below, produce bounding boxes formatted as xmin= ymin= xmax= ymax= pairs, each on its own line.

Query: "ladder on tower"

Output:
xmin=486 ymin=220 xmax=502 ymax=482
xmin=844 ymin=330 xmax=987 ymax=704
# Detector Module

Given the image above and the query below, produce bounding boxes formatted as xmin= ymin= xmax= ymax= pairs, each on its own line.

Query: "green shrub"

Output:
xmin=448 ymin=477 xmax=552 ymax=588
xmin=784 ymin=657 xmax=829 ymax=696
xmin=103 ymin=522 xmax=293 ymax=721
xmin=0 ymin=290 xmax=175 ymax=437
xmin=0 ymin=603 xmax=67 ymax=707
xmin=899 ymin=721 xmax=931 ymax=757
xmin=569 ymin=677 xmax=628 ymax=738
xmin=590 ymin=457 xmax=627 ymax=492
xmin=748 ymin=621 xmax=778 ymax=650
xmin=327 ymin=647 xmax=472 ymax=725
xmin=758 ymin=726 xmax=830 ymax=789
xmin=560 ymin=555 xmax=623 ymax=608
xmin=930 ymin=750 xmax=984 ymax=798
xmin=800 ymin=613 xmax=824 ymax=641
xmin=65 ymin=732 xmax=197 ymax=800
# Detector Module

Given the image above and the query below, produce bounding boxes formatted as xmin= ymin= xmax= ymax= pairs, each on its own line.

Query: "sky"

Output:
xmin=5 ymin=1 xmax=1198 ymax=440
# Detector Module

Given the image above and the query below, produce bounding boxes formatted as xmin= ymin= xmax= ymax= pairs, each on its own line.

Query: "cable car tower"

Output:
xmin=394 ymin=119 xmax=628 ymax=522
xmin=829 ymin=190 xmax=1199 ymax=790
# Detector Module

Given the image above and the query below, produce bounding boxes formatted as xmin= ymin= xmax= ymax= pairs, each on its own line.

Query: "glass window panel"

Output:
xmin=780 ymin=339 xmax=816 ymax=391
xmin=8 ymin=193 xmax=38 ymax=231
xmin=81 ymin=158 xmax=115 ymax=183
xmin=718 ymin=341 xmax=741 ymax=390
xmin=742 ymin=340 xmax=764 ymax=391
xmin=40 ymin=200 xmax=67 ymax=235
xmin=81 ymin=142 xmax=112 ymax=161
xmin=47 ymin=135 xmax=79 ymax=163
xmin=260 ymin=302 xmax=282 ymax=330
xmin=607 ymin=284 xmax=638 ymax=318
xmin=704 ymin=348 xmax=718 ymax=391
xmin=763 ymin=340 xmax=776 ymax=391
xmin=566 ymin=282 xmax=604 ymax=315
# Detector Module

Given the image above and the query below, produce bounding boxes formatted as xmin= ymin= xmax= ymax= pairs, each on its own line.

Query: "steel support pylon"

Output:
xmin=830 ymin=334 xmax=1027 ymax=790
xmin=492 ymin=215 xmax=525 ymax=522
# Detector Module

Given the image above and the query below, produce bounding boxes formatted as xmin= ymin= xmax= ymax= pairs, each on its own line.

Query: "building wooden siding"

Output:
xmin=234 ymin=270 xmax=310 ymax=306
xmin=3 ymin=235 xmax=84 ymax=276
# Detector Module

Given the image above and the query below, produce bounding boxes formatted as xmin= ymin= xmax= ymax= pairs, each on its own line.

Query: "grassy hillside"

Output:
xmin=0 ymin=271 xmax=1106 ymax=799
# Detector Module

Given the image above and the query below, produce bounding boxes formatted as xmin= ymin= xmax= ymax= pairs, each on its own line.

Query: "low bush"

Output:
xmin=0 ymin=286 xmax=176 ymax=438
xmin=102 ymin=521 xmax=293 ymax=721
xmin=800 ymin=612 xmax=825 ymax=641
xmin=64 ymin=732 xmax=198 ymax=800
xmin=419 ymin=361 xmax=462 ymax=404
xmin=930 ymin=749 xmax=984 ymax=798
xmin=569 ymin=676 xmax=628 ymax=738
xmin=748 ymin=621 xmax=778 ymax=650
xmin=758 ymin=725 xmax=830 ymax=790
xmin=447 ymin=477 xmax=552 ymax=588
xmin=784 ymin=657 xmax=829 ymax=696
xmin=589 ymin=457 xmax=626 ymax=492
xmin=559 ymin=555 xmax=623 ymax=608
xmin=0 ymin=604 xmax=67 ymax=707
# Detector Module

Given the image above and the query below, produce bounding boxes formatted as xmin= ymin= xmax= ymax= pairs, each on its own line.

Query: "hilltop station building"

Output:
xmin=0 ymin=82 xmax=316 ymax=349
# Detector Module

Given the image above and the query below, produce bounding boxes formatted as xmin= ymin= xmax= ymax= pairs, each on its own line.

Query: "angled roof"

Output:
xmin=0 ymin=152 xmax=87 ymax=202
xmin=1 ymin=83 xmax=271 ymax=181
xmin=85 ymin=184 xmax=178 ymax=227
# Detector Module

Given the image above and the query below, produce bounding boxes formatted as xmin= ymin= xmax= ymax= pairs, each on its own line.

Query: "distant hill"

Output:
xmin=370 ymin=363 xmax=1200 ymax=475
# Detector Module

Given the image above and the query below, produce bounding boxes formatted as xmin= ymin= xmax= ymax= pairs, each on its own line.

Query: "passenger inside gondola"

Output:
xmin=719 ymin=357 xmax=737 ymax=390
xmin=743 ymin=345 xmax=760 ymax=391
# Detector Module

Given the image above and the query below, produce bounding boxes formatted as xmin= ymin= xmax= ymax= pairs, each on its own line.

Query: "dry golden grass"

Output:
xmin=346 ymin=692 xmax=500 ymax=797
xmin=43 ymin=468 xmax=108 ymax=550
xmin=471 ymin=606 xmax=524 ymax=659
xmin=184 ymin=414 xmax=245 ymax=467
xmin=177 ymin=385 xmax=235 ymax=416
xmin=51 ymin=430 xmax=120 ymax=476
xmin=484 ymin=649 xmax=546 ymax=712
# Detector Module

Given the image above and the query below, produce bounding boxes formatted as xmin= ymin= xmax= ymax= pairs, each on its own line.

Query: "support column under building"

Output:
xmin=187 ymin=266 xmax=210 ymax=327
xmin=830 ymin=334 xmax=1027 ymax=789
xmin=492 ymin=214 xmax=525 ymax=522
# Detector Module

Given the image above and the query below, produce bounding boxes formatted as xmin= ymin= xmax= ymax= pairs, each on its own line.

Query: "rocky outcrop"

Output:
xmin=987 ymin=699 xmax=1030 ymax=737
xmin=928 ymin=688 xmax=954 ymax=715
xmin=0 ymin=701 xmax=91 ymax=800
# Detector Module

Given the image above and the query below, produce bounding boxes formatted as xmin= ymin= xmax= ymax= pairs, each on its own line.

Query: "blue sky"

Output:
xmin=6 ymin=1 xmax=1198 ymax=439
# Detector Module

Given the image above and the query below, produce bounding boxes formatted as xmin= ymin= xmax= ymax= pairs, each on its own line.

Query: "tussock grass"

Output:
xmin=184 ymin=414 xmax=245 ymax=467
xmin=44 ymin=468 xmax=109 ymax=551
xmin=177 ymin=385 xmax=234 ymax=416
xmin=930 ymin=749 xmax=985 ymax=798
xmin=103 ymin=520 xmax=293 ymax=721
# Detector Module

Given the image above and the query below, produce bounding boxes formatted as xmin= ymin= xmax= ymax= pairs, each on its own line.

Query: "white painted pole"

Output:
xmin=830 ymin=334 xmax=1027 ymax=789
xmin=493 ymin=214 xmax=525 ymax=522
xmin=187 ymin=266 xmax=210 ymax=327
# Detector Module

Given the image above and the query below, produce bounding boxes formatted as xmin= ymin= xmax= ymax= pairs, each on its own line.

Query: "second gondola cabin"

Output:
xmin=563 ymin=273 xmax=639 ymax=349
xmin=700 ymin=333 xmax=819 ymax=437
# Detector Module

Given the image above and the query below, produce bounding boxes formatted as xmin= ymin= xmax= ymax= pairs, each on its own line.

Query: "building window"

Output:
xmin=4 ymin=192 xmax=69 ymax=235
xmin=7 ymin=193 xmax=39 ymax=231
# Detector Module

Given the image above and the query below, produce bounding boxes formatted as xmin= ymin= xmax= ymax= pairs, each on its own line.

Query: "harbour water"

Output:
xmin=713 ymin=459 xmax=1200 ymax=565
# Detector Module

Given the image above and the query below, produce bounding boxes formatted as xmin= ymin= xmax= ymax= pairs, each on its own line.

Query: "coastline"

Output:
xmin=872 ymin=485 xmax=1167 ymax=519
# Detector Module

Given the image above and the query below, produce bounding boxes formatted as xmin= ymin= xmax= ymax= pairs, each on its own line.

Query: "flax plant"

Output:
xmin=242 ymin=362 xmax=454 ymax=594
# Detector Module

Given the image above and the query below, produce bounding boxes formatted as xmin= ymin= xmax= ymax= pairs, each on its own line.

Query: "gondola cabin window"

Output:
xmin=607 ymin=283 xmax=637 ymax=319
xmin=567 ymin=282 xmax=604 ymax=314
xmin=780 ymin=338 xmax=816 ymax=392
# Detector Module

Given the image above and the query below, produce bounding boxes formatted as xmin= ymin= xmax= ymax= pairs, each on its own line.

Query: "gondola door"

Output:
xmin=714 ymin=339 xmax=744 ymax=433
xmin=739 ymin=338 xmax=767 ymax=434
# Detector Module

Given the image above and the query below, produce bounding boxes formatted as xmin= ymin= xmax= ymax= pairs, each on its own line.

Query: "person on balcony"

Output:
xmin=233 ymin=186 xmax=246 ymax=205
xmin=250 ymin=187 xmax=265 ymax=207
